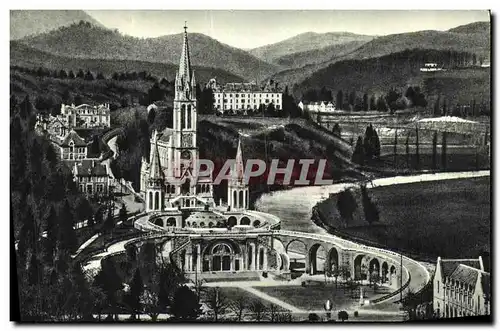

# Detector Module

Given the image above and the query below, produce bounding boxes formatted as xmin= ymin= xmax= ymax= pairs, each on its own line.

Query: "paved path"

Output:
xmin=238 ymin=286 xmax=305 ymax=313
xmin=82 ymin=238 xmax=137 ymax=273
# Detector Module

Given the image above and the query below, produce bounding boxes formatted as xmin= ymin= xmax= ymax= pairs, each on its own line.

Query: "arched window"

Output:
xmin=154 ymin=192 xmax=159 ymax=210
xmin=166 ymin=217 xmax=176 ymax=227
xmin=148 ymin=192 xmax=153 ymax=210
xmin=253 ymin=220 xmax=261 ymax=228
xmin=200 ymin=222 xmax=205 ymax=228
xmin=239 ymin=190 xmax=244 ymax=208
xmin=187 ymin=105 xmax=192 ymax=129
xmin=181 ymin=105 xmax=186 ymax=129
xmin=211 ymin=243 xmax=232 ymax=271
xmin=233 ymin=190 xmax=237 ymax=207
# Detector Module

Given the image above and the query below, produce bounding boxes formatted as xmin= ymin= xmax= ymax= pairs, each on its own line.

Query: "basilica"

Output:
xmin=139 ymin=24 xmax=249 ymax=216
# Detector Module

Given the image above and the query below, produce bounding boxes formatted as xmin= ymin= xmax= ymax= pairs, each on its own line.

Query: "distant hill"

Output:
xmin=249 ymin=32 xmax=374 ymax=64
xmin=10 ymin=10 xmax=104 ymax=40
xmin=448 ymin=21 xmax=490 ymax=34
xmin=17 ymin=22 xmax=278 ymax=82
xmin=296 ymin=48 xmax=490 ymax=106
xmin=270 ymin=23 xmax=491 ymax=87
xmin=10 ymin=41 xmax=244 ymax=84
xmin=274 ymin=40 xmax=368 ymax=69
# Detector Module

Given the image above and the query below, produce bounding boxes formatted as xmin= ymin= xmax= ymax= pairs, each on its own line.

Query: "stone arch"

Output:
xmin=389 ymin=265 xmax=397 ymax=286
xmin=240 ymin=216 xmax=251 ymax=226
xmin=202 ymin=239 xmax=241 ymax=272
xmin=208 ymin=222 xmax=214 ymax=228
xmin=381 ymin=261 xmax=389 ymax=283
xmin=166 ymin=217 xmax=176 ymax=227
xmin=258 ymin=247 xmax=265 ymax=270
xmin=191 ymin=222 xmax=198 ymax=228
xmin=186 ymin=221 xmax=191 ymax=227
xmin=153 ymin=218 xmax=163 ymax=227
xmin=228 ymin=216 xmax=237 ymax=227
xmin=200 ymin=222 xmax=205 ymax=228
xmin=368 ymin=257 xmax=381 ymax=283
xmin=285 ymin=239 xmax=307 ymax=274
xmin=354 ymin=254 xmax=366 ymax=280
xmin=327 ymin=247 xmax=339 ymax=274
xmin=253 ymin=219 xmax=261 ymax=227
xmin=309 ymin=243 xmax=327 ymax=275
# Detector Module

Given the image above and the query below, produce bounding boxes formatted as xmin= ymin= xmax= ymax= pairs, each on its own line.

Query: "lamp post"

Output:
xmin=324 ymin=299 xmax=332 ymax=321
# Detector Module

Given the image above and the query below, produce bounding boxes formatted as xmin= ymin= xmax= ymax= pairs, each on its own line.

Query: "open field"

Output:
xmin=254 ymin=283 xmax=392 ymax=311
xmin=316 ymin=176 xmax=491 ymax=261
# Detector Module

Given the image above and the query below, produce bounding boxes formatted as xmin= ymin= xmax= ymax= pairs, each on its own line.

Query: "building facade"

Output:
xmin=60 ymin=103 xmax=111 ymax=128
xmin=73 ymin=159 xmax=112 ymax=196
xmin=433 ymin=256 xmax=491 ymax=318
xmin=52 ymin=129 xmax=89 ymax=161
xmin=298 ymin=100 xmax=337 ymax=113
xmin=206 ymin=78 xmax=283 ymax=114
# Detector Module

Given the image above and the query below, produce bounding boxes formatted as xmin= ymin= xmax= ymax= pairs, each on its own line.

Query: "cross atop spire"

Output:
xmin=177 ymin=22 xmax=193 ymax=95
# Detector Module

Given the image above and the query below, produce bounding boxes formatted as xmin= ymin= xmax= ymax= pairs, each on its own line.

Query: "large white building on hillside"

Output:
xmin=206 ymin=78 xmax=283 ymax=114
xmin=433 ymin=256 xmax=490 ymax=318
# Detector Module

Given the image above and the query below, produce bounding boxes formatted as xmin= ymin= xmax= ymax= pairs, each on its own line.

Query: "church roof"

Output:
xmin=232 ymin=138 xmax=246 ymax=183
xmin=439 ymin=258 xmax=482 ymax=278
xmin=158 ymin=127 xmax=174 ymax=143
xmin=449 ymin=264 xmax=481 ymax=286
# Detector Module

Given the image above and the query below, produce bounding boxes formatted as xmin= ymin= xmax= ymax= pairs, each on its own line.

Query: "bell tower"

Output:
xmin=228 ymin=139 xmax=249 ymax=210
xmin=172 ymin=22 xmax=198 ymax=186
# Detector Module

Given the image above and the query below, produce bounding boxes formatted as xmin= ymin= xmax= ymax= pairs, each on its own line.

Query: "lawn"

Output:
xmin=254 ymin=283 xmax=392 ymax=311
xmin=316 ymin=176 xmax=491 ymax=262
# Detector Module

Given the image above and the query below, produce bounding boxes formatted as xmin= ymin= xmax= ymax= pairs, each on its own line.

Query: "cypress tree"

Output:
xmin=441 ymin=132 xmax=447 ymax=170
xmin=363 ymin=125 xmax=374 ymax=161
xmin=352 ymin=136 xmax=365 ymax=166
xmin=432 ymin=131 xmax=438 ymax=169
xmin=128 ymin=268 xmax=144 ymax=320
xmin=405 ymin=133 xmax=410 ymax=168
xmin=57 ymin=200 xmax=77 ymax=254
xmin=415 ymin=126 xmax=420 ymax=170
xmin=393 ymin=128 xmax=398 ymax=168
xmin=372 ymin=128 xmax=381 ymax=159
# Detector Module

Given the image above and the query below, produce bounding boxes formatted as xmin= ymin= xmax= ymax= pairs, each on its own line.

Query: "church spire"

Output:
xmin=149 ymin=131 xmax=163 ymax=180
xmin=178 ymin=21 xmax=192 ymax=86
xmin=233 ymin=138 xmax=245 ymax=184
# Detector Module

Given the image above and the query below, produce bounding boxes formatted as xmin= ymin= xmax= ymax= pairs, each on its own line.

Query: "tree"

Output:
xmin=405 ymin=133 xmax=410 ymax=168
xmin=432 ymin=131 xmax=438 ymax=169
xmin=441 ymin=132 xmax=447 ymax=170
xmin=57 ymin=200 xmax=77 ymax=253
xmin=68 ymin=70 xmax=76 ymax=79
xmin=433 ymin=96 xmax=441 ymax=117
xmin=229 ymin=295 xmax=247 ymax=322
xmin=84 ymin=70 xmax=94 ymax=81
xmin=370 ymin=95 xmax=377 ymax=111
xmin=171 ymin=285 xmax=201 ymax=320
xmin=362 ymin=93 xmax=369 ymax=111
xmin=59 ymin=70 xmax=68 ymax=79
xmin=337 ymin=189 xmax=357 ymax=226
xmin=44 ymin=205 xmax=58 ymax=263
xmin=372 ymin=128 xmax=381 ymax=159
xmin=147 ymin=107 xmax=156 ymax=124
xmin=352 ymin=136 xmax=365 ymax=166
xmin=119 ymin=204 xmax=127 ymax=225
xmin=360 ymin=184 xmax=379 ymax=225
xmin=96 ymin=72 xmax=105 ymax=80
xmin=332 ymin=123 xmax=341 ymax=138
xmin=249 ymin=300 xmax=267 ymax=322
xmin=415 ymin=126 xmax=420 ymax=170
xmin=76 ymin=69 xmax=85 ymax=79
xmin=363 ymin=125 xmax=374 ymax=161
xmin=102 ymin=206 xmax=115 ymax=233
xmin=338 ymin=310 xmax=349 ymax=322
xmin=206 ymin=287 xmax=228 ymax=322
xmin=336 ymin=90 xmax=343 ymax=110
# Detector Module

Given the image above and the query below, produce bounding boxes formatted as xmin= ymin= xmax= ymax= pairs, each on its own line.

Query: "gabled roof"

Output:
xmin=158 ymin=128 xmax=175 ymax=143
xmin=449 ymin=264 xmax=480 ymax=286
xmin=60 ymin=129 xmax=87 ymax=147
xmin=74 ymin=160 xmax=108 ymax=177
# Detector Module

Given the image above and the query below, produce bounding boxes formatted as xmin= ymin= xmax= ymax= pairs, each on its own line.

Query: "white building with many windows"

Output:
xmin=298 ymin=100 xmax=337 ymax=113
xmin=433 ymin=256 xmax=490 ymax=318
xmin=206 ymin=78 xmax=283 ymax=114
xmin=60 ymin=103 xmax=111 ymax=128
xmin=73 ymin=159 xmax=112 ymax=196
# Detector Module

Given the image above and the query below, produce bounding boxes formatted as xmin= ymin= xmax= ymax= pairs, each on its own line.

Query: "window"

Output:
xmin=236 ymin=94 xmax=239 ymax=97
xmin=265 ymin=99 xmax=269 ymax=103
xmin=241 ymin=99 xmax=245 ymax=103
xmin=437 ymin=281 xmax=440 ymax=293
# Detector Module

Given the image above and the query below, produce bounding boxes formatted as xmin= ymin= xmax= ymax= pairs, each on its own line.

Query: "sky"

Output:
xmin=86 ymin=10 xmax=490 ymax=49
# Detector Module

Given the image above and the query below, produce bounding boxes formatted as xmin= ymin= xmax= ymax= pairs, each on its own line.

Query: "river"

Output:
xmin=255 ymin=170 xmax=490 ymax=233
